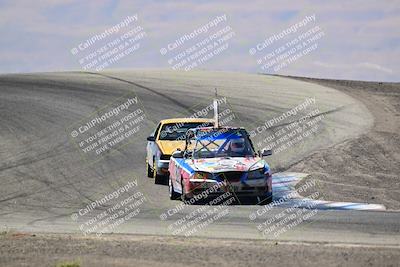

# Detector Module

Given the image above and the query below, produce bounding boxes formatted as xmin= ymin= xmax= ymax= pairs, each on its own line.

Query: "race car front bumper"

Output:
xmin=186 ymin=179 xmax=271 ymax=198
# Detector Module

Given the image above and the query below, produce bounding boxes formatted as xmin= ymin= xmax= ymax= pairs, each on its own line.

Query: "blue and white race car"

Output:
xmin=168 ymin=126 xmax=273 ymax=204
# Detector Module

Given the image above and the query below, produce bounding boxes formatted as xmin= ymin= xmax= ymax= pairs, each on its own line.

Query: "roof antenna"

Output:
xmin=213 ymin=88 xmax=219 ymax=128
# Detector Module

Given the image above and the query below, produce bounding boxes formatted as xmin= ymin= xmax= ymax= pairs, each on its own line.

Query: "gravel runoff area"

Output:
xmin=1 ymin=233 xmax=400 ymax=267
xmin=288 ymin=77 xmax=400 ymax=210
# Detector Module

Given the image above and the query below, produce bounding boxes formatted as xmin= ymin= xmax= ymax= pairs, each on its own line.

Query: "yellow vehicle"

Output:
xmin=146 ymin=118 xmax=214 ymax=184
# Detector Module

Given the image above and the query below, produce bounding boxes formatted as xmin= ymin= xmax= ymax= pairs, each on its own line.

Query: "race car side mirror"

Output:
xmin=147 ymin=136 xmax=155 ymax=142
xmin=261 ymin=149 xmax=272 ymax=157
xmin=172 ymin=150 xmax=184 ymax=158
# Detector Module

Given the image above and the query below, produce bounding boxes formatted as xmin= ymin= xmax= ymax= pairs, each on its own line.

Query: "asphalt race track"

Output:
xmin=1 ymin=70 xmax=399 ymax=249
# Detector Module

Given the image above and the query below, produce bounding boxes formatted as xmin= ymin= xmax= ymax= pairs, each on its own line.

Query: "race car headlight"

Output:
xmin=247 ymin=168 xmax=265 ymax=180
xmin=193 ymin=172 xmax=210 ymax=180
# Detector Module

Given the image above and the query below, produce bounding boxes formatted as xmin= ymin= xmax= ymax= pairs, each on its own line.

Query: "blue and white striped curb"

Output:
xmin=272 ymin=172 xmax=386 ymax=211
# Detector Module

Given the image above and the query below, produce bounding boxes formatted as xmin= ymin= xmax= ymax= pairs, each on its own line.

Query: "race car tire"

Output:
xmin=180 ymin=183 xmax=192 ymax=203
xmin=169 ymin=177 xmax=180 ymax=200
xmin=146 ymin=158 xmax=154 ymax=178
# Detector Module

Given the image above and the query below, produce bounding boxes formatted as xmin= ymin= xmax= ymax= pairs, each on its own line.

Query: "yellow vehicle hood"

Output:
xmin=156 ymin=140 xmax=186 ymax=155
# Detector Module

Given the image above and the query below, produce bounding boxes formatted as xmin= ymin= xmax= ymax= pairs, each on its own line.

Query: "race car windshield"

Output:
xmin=193 ymin=129 xmax=255 ymax=158
xmin=159 ymin=122 xmax=212 ymax=140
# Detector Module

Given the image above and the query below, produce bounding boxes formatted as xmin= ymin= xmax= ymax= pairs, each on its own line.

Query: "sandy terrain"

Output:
xmin=289 ymin=77 xmax=400 ymax=210
xmin=1 ymin=233 xmax=399 ymax=267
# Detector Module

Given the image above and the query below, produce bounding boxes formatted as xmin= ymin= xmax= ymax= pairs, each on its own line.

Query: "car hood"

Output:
xmin=189 ymin=157 xmax=265 ymax=173
xmin=156 ymin=140 xmax=186 ymax=155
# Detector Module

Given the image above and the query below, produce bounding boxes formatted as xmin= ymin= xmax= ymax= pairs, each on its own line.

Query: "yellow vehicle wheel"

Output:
xmin=146 ymin=158 xmax=154 ymax=178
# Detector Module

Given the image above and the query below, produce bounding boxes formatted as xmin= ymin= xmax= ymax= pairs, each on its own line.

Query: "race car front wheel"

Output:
xmin=169 ymin=177 xmax=180 ymax=200
xmin=180 ymin=183 xmax=193 ymax=203
xmin=146 ymin=158 xmax=154 ymax=178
